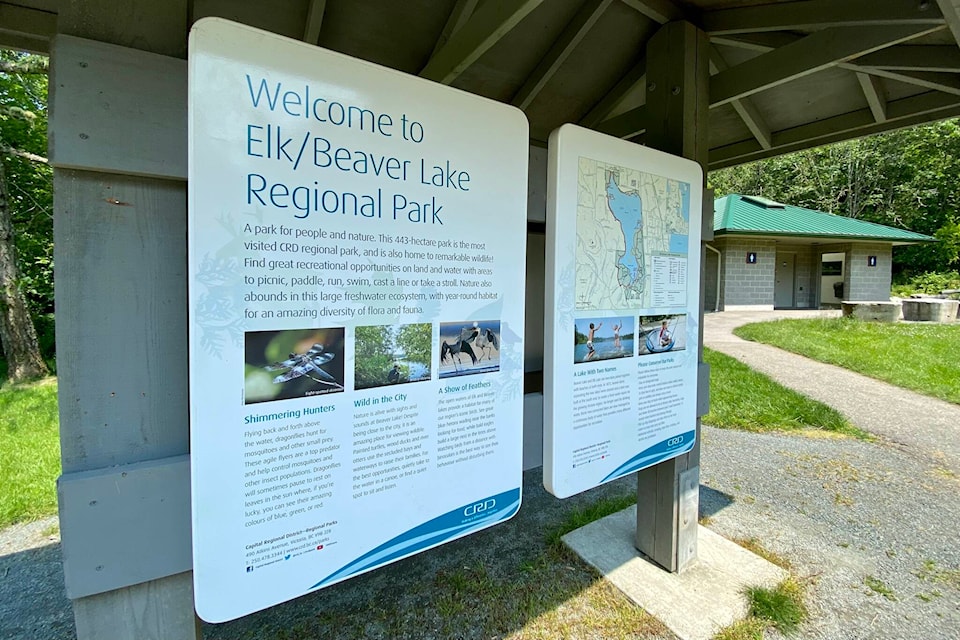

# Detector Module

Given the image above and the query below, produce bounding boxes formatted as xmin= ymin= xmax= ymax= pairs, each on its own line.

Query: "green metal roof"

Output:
xmin=714 ymin=194 xmax=934 ymax=244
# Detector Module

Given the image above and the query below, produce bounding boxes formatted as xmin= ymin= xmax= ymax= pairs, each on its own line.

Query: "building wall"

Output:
xmin=846 ymin=243 xmax=893 ymax=301
xmin=716 ymin=237 xmax=776 ymax=308
xmin=704 ymin=247 xmax=720 ymax=311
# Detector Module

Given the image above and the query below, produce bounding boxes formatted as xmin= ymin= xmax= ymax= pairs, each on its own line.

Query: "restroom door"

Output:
xmin=774 ymin=253 xmax=796 ymax=308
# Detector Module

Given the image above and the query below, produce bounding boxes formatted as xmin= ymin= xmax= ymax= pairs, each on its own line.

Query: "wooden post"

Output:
xmin=52 ymin=2 xmax=200 ymax=638
xmin=635 ymin=20 xmax=710 ymax=573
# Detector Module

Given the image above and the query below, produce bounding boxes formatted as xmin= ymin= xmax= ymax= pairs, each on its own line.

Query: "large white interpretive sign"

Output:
xmin=543 ymin=124 xmax=702 ymax=499
xmin=188 ymin=18 xmax=528 ymax=621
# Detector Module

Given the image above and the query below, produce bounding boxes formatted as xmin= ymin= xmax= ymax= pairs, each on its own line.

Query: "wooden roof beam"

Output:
xmin=710 ymin=45 xmax=771 ymax=149
xmin=935 ymin=0 xmax=960 ymax=48
xmin=512 ymin=0 xmax=614 ymax=111
xmin=595 ymin=104 xmax=646 ymax=138
xmin=420 ymin=0 xmax=545 ymax=85
xmin=430 ymin=0 xmax=479 ymax=57
xmin=856 ymin=72 xmax=888 ymax=122
xmin=854 ymin=45 xmax=960 ymax=72
xmin=619 ymin=0 xmax=692 ymax=24
xmin=302 ymin=0 xmax=326 ymax=45
xmin=713 ymin=31 xmax=960 ymax=99
xmin=710 ymin=25 xmax=943 ymax=107
xmin=703 ymin=0 xmax=943 ymax=36
xmin=711 ymin=91 xmax=960 ymax=168
xmin=847 ymin=67 xmax=960 ymax=96
xmin=578 ymin=57 xmax=646 ymax=128
xmin=0 ymin=3 xmax=56 ymax=53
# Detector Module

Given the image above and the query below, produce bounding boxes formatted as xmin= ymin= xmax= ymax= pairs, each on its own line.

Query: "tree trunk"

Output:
xmin=0 ymin=157 xmax=48 ymax=382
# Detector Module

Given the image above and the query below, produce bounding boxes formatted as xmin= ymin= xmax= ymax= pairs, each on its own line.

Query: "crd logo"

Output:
xmin=464 ymin=499 xmax=496 ymax=517
xmin=667 ymin=435 xmax=684 ymax=447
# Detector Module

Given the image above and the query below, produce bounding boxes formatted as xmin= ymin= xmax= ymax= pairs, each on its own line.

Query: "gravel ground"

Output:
xmin=701 ymin=426 xmax=960 ymax=640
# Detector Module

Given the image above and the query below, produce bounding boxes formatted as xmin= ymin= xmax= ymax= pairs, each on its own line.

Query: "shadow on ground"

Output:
xmin=204 ymin=469 xmax=673 ymax=639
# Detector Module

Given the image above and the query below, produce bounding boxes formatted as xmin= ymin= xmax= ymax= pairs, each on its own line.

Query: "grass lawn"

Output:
xmin=703 ymin=348 xmax=865 ymax=438
xmin=734 ymin=318 xmax=960 ymax=405
xmin=0 ymin=377 xmax=60 ymax=528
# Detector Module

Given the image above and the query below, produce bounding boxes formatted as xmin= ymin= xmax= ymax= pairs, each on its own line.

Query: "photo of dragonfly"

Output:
xmin=244 ymin=328 xmax=345 ymax=404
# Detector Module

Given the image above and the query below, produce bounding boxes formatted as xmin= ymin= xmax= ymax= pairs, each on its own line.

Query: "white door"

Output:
xmin=774 ymin=253 xmax=795 ymax=308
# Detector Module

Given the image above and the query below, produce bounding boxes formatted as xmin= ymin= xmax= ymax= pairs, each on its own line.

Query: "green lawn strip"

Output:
xmin=734 ymin=318 xmax=960 ymax=405
xmin=704 ymin=348 xmax=865 ymax=439
xmin=0 ymin=378 xmax=61 ymax=528
xmin=545 ymin=493 xmax=637 ymax=549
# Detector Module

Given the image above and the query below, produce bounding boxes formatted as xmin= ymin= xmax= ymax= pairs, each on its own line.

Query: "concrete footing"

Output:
xmin=902 ymin=298 xmax=959 ymax=322
xmin=563 ymin=506 xmax=787 ymax=640
xmin=841 ymin=300 xmax=901 ymax=322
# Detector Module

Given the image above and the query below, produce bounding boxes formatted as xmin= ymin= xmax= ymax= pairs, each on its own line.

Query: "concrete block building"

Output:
xmin=705 ymin=195 xmax=932 ymax=311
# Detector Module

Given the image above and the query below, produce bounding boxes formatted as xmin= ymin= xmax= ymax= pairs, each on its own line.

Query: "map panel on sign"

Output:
xmin=575 ymin=157 xmax=690 ymax=311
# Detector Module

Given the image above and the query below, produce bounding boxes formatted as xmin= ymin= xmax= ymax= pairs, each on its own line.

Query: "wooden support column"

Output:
xmin=635 ymin=20 xmax=709 ymax=572
xmin=52 ymin=2 xmax=200 ymax=639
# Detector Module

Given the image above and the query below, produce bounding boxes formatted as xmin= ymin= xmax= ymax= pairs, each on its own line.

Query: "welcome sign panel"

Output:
xmin=544 ymin=124 xmax=702 ymax=499
xmin=189 ymin=19 xmax=528 ymax=622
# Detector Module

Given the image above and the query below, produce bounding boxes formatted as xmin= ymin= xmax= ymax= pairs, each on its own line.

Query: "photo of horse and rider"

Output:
xmin=438 ymin=320 xmax=501 ymax=378
xmin=573 ymin=316 xmax=635 ymax=363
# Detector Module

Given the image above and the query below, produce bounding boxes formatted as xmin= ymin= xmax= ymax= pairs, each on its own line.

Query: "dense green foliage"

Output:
xmin=735 ymin=318 xmax=960 ymax=404
xmin=891 ymin=270 xmax=960 ymax=297
xmin=710 ymin=119 xmax=960 ymax=277
xmin=0 ymin=378 xmax=59 ymax=526
xmin=0 ymin=50 xmax=54 ymax=362
xmin=354 ymin=323 xmax=431 ymax=389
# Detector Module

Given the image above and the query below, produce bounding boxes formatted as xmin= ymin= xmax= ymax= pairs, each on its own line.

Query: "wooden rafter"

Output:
xmin=420 ymin=0 xmax=545 ymax=85
xmin=710 ymin=45 xmax=771 ymax=149
xmin=856 ymin=72 xmax=888 ymax=122
xmin=710 ymin=25 xmax=943 ymax=107
xmin=595 ymin=104 xmax=646 ymax=138
xmin=0 ymin=3 xmax=56 ymax=53
xmin=711 ymin=91 xmax=960 ymax=168
xmin=936 ymin=0 xmax=960 ymax=49
xmin=619 ymin=0 xmax=689 ymax=24
xmin=854 ymin=45 xmax=960 ymax=72
xmin=512 ymin=0 xmax=614 ymax=111
xmin=715 ymin=30 xmax=960 ymax=101
xmin=703 ymin=0 xmax=943 ymax=36
xmin=431 ymin=0 xmax=479 ymax=57
xmin=578 ymin=57 xmax=646 ymax=128
xmin=302 ymin=0 xmax=326 ymax=44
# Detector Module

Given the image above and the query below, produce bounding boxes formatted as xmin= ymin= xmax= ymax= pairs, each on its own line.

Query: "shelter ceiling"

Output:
xmin=4 ymin=0 xmax=960 ymax=169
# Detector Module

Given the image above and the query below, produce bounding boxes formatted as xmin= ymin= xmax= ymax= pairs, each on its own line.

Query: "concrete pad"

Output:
xmin=841 ymin=301 xmax=901 ymax=322
xmin=563 ymin=506 xmax=787 ymax=640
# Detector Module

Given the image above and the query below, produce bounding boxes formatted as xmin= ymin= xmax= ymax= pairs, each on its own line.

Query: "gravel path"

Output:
xmin=702 ymin=310 xmax=960 ymax=639
xmin=705 ymin=310 xmax=960 ymax=475
xmin=701 ymin=426 xmax=960 ymax=640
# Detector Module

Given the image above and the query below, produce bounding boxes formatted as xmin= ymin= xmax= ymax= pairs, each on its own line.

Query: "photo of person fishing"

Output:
xmin=637 ymin=314 xmax=687 ymax=355
xmin=573 ymin=316 xmax=635 ymax=363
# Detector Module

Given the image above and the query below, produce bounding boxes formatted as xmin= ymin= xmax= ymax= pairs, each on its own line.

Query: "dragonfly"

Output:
xmin=265 ymin=343 xmax=343 ymax=390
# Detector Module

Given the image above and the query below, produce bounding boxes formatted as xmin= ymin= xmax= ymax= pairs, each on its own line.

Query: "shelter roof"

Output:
xmin=714 ymin=193 xmax=935 ymax=244
xmin=5 ymin=0 xmax=960 ymax=169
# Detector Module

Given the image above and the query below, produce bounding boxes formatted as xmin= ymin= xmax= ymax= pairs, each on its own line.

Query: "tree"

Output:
xmin=709 ymin=119 xmax=960 ymax=277
xmin=0 ymin=49 xmax=50 ymax=382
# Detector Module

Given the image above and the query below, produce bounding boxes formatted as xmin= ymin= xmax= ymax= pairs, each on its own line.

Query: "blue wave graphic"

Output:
xmin=600 ymin=431 xmax=696 ymax=483
xmin=311 ymin=487 xmax=521 ymax=589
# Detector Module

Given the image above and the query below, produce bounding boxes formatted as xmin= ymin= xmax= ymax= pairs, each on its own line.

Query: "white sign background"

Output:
xmin=189 ymin=19 xmax=528 ymax=622
xmin=543 ymin=124 xmax=702 ymax=499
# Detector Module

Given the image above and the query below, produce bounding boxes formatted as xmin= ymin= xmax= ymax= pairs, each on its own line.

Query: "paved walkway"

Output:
xmin=704 ymin=310 xmax=960 ymax=474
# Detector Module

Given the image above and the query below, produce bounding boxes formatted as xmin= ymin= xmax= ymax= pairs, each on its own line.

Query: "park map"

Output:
xmin=575 ymin=157 xmax=690 ymax=311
